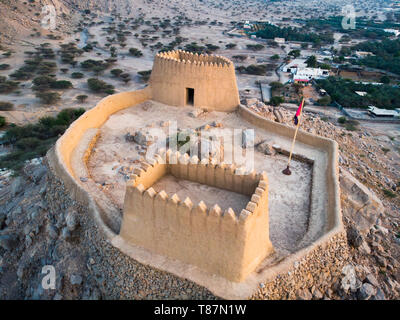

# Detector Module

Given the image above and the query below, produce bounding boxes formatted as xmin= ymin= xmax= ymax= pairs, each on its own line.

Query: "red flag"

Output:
xmin=293 ymin=99 xmax=304 ymax=125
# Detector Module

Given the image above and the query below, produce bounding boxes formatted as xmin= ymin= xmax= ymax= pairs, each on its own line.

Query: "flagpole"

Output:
xmin=282 ymin=97 xmax=305 ymax=175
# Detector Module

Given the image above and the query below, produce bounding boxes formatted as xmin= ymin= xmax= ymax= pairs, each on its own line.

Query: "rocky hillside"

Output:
xmin=0 ymin=0 xmax=142 ymax=43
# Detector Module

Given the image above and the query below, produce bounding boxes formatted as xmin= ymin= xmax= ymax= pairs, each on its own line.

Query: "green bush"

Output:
xmin=0 ymin=76 xmax=19 ymax=94
xmin=76 ymin=95 xmax=88 ymax=103
xmin=36 ymin=92 xmax=61 ymax=104
xmin=317 ymin=96 xmax=332 ymax=106
xmin=50 ymin=80 xmax=73 ymax=89
xmin=0 ymin=116 xmax=5 ymax=128
xmin=71 ymin=72 xmax=84 ymax=79
xmin=270 ymin=96 xmax=284 ymax=106
xmin=0 ymin=101 xmax=14 ymax=111
xmin=0 ymin=64 xmax=10 ymax=70
xmin=129 ymin=48 xmax=143 ymax=57
xmin=338 ymin=116 xmax=347 ymax=124
xmin=0 ymin=108 xmax=85 ymax=171
xmin=87 ymin=78 xmax=115 ymax=94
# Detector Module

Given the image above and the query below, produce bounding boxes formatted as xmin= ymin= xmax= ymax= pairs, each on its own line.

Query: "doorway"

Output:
xmin=186 ymin=88 xmax=194 ymax=106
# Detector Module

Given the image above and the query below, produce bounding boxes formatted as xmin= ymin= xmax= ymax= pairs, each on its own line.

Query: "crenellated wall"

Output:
xmin=149 ymin=50 xmax=240 ymax=112
xmin=119 ymin=151 xmax=273 ymax=282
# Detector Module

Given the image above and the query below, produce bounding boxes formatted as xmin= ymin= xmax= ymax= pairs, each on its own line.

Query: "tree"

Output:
xmin=306 ymin=55 xmax=317 ymax=67
xmin=0 ymin=116 xmax=5 ymax=128
xmin=36 ymin=92 xmax=61 ymax=104
xmin=380 ymin=75 xmax=390 ymax=84
xmin=111 ymin=69 xmax=124 ymax=77
xmin=129 ymin=47 xmax=143 ymax=57
xmin=270 ymin=82 xmax=284 ymax=90
xmin=76 ymin=95 xmax=88 ymax=103
xmin=87 ymin=78 xmax=115 ymax=94
xmin=270 ymin=96 xmax=284 ymax=106
xmin=0 ymin=101 xmax=14 ymax=111
xmin=288 ymin=49 xmax=301 ymax=58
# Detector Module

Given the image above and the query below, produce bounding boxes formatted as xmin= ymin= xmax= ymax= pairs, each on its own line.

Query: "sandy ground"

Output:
xmin=88 ymin=101 xmax=315 ymax=252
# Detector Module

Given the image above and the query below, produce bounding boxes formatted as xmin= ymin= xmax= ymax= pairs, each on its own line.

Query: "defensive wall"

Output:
xmin=149 ymin=50 xmax=240 ymax=111
xmin=119 ymin=152 xmax=273 ymax=282
xmin=46 ymin=51 xmax=343 ymax=298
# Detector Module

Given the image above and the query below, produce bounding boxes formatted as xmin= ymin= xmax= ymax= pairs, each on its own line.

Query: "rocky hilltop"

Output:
xmin=0 ymin=104 xmax=399 ymax=300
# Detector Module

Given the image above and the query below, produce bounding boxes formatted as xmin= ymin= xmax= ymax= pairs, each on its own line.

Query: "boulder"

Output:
xmin=340 ymin=170 xmax=384 ymax=234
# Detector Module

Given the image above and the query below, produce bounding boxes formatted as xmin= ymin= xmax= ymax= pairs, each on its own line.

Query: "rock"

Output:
xmin=273 ymin=108 xmax=283 ymax=123
xmin=312 ymin=289 xmax=323 ymax=300
xmin=359 ymin=240 xmax=371 ymax=255
xmin=358 ymin=283 xmax=376 ymax=300
xmin=46 ymin=224 xmax=58 ymax=240
xmin=242 ymin=129 xmax=255 ymax=148
xmin=365 ymin=274 xmax=380 ymax=288
xmin=65 ymin=210 xmax=78 ymax=232
xmin=296 ymin=288 xmax=313 ymax=300
xmin=134 ymin=130 xmax=154 ymax=146
xmin=0 ymin=233 xmax=19 ymax=251
xmin=375 ymin=255 xmax=387 ymax=268
xmin=347 ymin=226 xmax=363 ymax=248
xmin=70 ymin=274 xmax=83 ymax=286
xmin=124 ymin=133 xmax=135 ymax=142
xmin=32 ymin=165 xmax=47 ymax=184
xmin=53 ymin=293 xmax=63 ymax=300
xmin=256 ymin=141 xmax=275 ymax=155
xmin=340 ymin=170 xmax=384 ymax=234
xmin=341 ymin=264 xmax=362 ymax=292
xmin=61 ymin=227 xmax=71 ymax=241
xmin=80 ymin=177 xmax=88 ymax=182
xmin=189 ymin=109 xmax=203 ymax=118
xmin=371 ymin=288 xmax=386 ymax=300
xmin=11 ymin=177 xmax=23 ymax=197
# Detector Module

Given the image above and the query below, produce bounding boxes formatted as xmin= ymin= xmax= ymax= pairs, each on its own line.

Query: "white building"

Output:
xmin=274 ymin=37 xmax=285 ymax=44
xmin=367 ymin=106 xmax=400 ymax=117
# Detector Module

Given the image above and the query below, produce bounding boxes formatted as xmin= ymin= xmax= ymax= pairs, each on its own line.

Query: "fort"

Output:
xmin=150 ymin=50 xmax=240 ymax=111
xmin=47 ymin=50 xmax=344 ymax=299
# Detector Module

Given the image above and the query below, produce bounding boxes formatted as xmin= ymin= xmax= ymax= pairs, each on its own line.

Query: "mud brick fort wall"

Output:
xmin=119 ymin=151 xmax=273 ymax=282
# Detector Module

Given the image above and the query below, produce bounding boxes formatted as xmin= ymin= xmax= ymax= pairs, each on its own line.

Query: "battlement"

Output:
xmin=150 ymin=50 xmax=240 ymax=112
xmin=155 ymin=50 xmax=233 ymax=68
xmin=120 ymin=151 xmax=273 ymax=282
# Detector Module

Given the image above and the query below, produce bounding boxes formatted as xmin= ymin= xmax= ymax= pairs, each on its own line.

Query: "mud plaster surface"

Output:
xmin=88 ymin=101 xmax=318 ymax=253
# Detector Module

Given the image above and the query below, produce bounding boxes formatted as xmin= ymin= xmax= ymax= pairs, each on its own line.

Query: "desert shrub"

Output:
xmin=0 ymin=64 xmax=10 ymax=70
xmin=246 ymin=44 xmax=264 ymax=51
xmin=111 ymin=69 xmax=124 ymax=77
xmin=338 ymin=116 xmax=347 ymax=124
xmin=383 ymin=188 xmax=396 ymax=198
xmin=71 ymin=72 xmax=84 ymax=79
xmin=76 ymin=95 xmax=88 ymax=103
xmin=0 ymin=76 xmax=19 ymax=94
xmin=50 ymin=80 xmax=73 ymax=89
xmin=270 ymin=96 xmax=284 ymax=106
xmin=129 ymin=48 xmax=143 ymax=57
xmin=0 ymin=102 xmax=14 ymax=111
xmin=232 ymin=55 xmax=247 ymax=61
xmin=138 ymin=70 xmax=151 ymax=82
xmin=271 ymin=54 xmax=280 ymax=60
xmin=0 ymin=108 xmax=85 ymax=171
xmin=225 ymin=43 xmax=236 ymax=49
xmin=0 ymin=116 xmax=5 ymax=128
xmin=36 ymin=92 xmax=61 ymax=104
xmin=87 ymin=78 xmax=115 ymax=94
xmin=317 ymin=96 xmax=332 ymax=105
xmin=236 ymin=64 xmax=268 ymax=75
xmin=32 ymin=75 xmax=55 ymax=91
